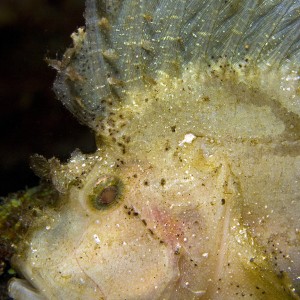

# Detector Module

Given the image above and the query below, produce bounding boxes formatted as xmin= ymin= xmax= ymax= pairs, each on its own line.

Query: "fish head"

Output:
xmin=10 ymin=89 xmax=300 ymax=299
xmin=11 ymin=132 xmax=242 ymax=299
xmin=5 ymin=0 xmax=300 ymax=299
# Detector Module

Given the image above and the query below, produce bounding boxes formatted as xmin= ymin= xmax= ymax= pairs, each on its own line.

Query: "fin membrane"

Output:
xmin=54 ymin=0 xmax=300 ymax=127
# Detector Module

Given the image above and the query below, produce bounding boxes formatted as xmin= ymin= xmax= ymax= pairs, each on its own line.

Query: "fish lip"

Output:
xmin=8 ymin=277 xmax=45 ymax=300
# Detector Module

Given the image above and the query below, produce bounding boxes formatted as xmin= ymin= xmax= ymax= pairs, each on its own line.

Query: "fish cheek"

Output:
xmin=74 ymin=208 xmax=178 ymax=299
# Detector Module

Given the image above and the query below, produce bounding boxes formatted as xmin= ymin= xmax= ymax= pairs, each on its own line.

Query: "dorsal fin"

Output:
xmin=53 ymin=0 xmax=300 ymax=128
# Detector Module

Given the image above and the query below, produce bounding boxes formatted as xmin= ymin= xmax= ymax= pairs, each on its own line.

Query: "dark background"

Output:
xmin=0 ymin=0 xmax=95 ymax=198
xmin=0 ymin=1 xmax=95 ymax=297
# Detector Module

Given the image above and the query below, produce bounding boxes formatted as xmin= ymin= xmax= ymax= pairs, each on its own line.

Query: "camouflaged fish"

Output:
xmin=1 ymin=0 xmax=300 ymax=299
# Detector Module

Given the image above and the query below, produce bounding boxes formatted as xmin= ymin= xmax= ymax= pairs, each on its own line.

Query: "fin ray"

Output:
xmin=54 ymin=0 xmax=300 ymax=128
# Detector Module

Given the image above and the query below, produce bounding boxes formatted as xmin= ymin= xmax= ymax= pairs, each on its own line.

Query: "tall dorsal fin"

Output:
xmin=53 ymin=0 xmax=300 ymax=128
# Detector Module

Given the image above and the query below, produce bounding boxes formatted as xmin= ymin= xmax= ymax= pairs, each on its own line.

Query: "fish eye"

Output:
xmin=89 ymin=177 xmax=122 ymax=210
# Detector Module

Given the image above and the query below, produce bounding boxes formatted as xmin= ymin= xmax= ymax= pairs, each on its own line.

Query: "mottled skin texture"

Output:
xmin=8 ymin=65 xmax=300 ymax=299
xmin=5 ymin=0 xmax=300 ymax=299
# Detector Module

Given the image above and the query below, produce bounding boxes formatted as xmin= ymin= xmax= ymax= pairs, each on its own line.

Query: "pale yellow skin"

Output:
xmin=8 ymin=63 xmax=300 ymax=299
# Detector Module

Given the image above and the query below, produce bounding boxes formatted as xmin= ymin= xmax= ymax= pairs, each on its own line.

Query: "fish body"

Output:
xmin=3 ymin=0 xmax=300 ymax=299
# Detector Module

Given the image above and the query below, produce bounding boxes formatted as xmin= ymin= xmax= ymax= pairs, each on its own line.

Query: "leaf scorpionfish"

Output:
xmin=1 ymin=0 xmax=300 ymax=299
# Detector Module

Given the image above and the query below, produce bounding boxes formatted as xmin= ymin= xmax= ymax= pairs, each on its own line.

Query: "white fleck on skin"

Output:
xmin=178 ymin=133 xmax=196 ymax=147
xmin=93 ymin=234 xmax=100 ymax=245
xmin=6 ymin=0 xmax=300 ymax=299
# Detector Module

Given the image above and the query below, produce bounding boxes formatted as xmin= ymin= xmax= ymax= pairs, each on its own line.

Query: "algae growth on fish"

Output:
xmin=1 ymin=0 xmax=299 ymax=299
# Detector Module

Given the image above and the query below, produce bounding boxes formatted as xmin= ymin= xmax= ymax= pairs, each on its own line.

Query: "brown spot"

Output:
xmin=143 ymin=14 xmax=153 ymax=22
xmin=165 ymin=140 xmax=171 ymax=151
xmin=66 ymin=66 xmax=85 ymax=82
xmin=99 ymin=17 xmax=110 ymax=30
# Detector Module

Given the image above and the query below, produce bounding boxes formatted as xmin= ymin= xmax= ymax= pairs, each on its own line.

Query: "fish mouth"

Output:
xmin=8 ymin=277 xmax=46 ymax=300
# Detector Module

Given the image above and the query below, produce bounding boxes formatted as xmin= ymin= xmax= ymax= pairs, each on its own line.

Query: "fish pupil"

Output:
xmin=96 ymin=185 xmax=118 ymax=206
